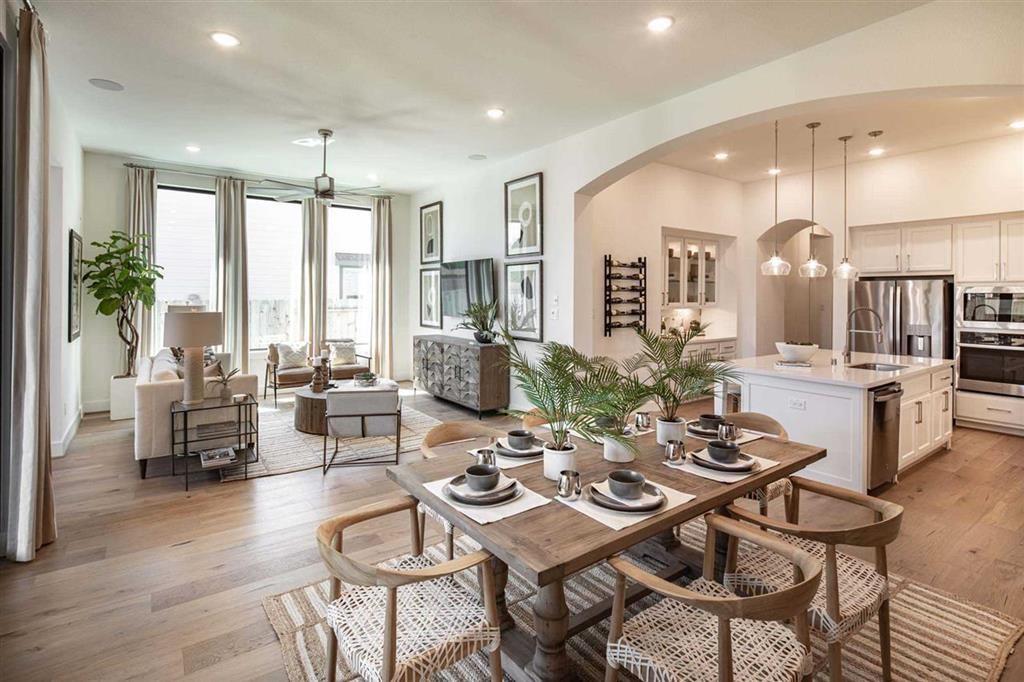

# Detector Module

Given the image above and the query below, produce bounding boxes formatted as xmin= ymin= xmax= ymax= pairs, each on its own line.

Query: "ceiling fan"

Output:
xmin=257 ymin=129 xmax=382 ymax=203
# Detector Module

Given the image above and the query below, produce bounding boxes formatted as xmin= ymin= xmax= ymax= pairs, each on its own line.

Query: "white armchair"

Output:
xmin=134 ymin=349 xmax=258 ymax=478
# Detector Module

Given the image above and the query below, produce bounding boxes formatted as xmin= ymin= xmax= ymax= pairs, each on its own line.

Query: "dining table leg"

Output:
xmin=713 ymin=503 xmax=730 ymax=582
xmin=529 ymin=579 xmax=572 ymax=681
xmin=491 ymin=556 xmax=515 ymax=631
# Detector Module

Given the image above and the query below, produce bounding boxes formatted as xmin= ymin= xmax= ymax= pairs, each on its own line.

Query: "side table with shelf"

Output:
xmin=170 ymin=394 xmax=260 ymax=491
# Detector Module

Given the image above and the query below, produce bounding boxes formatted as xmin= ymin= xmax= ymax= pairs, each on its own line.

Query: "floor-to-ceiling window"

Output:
xmin=326 ymin=205 xmax=372 ymax=348
xmin=245 ymin=196 xmax=302 ymax=349
xmin=153 ymin=186 xmax=217 ymax=345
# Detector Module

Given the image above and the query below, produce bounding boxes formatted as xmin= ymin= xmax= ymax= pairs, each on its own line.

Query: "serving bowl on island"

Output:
xmin=775 ymin=342 xmax=818 ymax=363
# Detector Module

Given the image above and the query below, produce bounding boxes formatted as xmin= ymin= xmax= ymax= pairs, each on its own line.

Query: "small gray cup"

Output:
xmin=476 ymin=448 xmax=496 ymax=466
xmin=556 ymin=470 xmax=582 ymax=500
xmin=664 ymin=439 xmax=684 ymax=464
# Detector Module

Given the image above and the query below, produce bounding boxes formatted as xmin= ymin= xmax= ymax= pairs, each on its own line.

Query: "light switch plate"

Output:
xmin=788 ymin=398 xmax=807 ymax=410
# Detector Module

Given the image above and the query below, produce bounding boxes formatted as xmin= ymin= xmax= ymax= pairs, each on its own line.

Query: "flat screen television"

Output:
xmin=441 ymin=258 xmax=495 ymax=318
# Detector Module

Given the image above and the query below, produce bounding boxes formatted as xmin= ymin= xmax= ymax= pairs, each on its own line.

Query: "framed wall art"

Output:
xmin=420 ymin=268 xmax=441 ymax=328
xmin=504 ymin=260 xmax=542 ymax=341
xmin=505 ymin=172 xmax=542 ymax=257
xmin=68 ymin=229 xmax=83 ymax=342
xmin=420 ymin=201 xmax=443 ymax=264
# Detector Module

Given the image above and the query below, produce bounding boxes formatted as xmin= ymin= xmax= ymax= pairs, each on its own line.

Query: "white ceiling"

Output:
xmin=658 ymin=94 xmax=1024 ymax=183
xmin=37 ymin=1 xmax=923 ymax=193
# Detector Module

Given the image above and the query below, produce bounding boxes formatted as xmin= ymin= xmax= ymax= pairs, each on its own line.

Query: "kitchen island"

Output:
xmin=715 ymin=350 xmax=955 ymax=493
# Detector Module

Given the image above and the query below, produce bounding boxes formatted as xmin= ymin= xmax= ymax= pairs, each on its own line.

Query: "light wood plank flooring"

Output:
xmin=1 ymin=389 xmax=1022 ymax=680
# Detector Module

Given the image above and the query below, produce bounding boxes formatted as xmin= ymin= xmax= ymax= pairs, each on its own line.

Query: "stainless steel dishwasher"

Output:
xmin=868 ymin=383 xmax=904 ymax=490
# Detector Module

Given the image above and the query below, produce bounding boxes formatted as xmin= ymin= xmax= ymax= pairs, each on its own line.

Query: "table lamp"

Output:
xmin=163 ymin=311 xmax=223 ymax=404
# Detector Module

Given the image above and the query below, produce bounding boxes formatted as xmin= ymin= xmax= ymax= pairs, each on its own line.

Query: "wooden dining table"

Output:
xmin=386 ymin=429 xmax=825 ymax=681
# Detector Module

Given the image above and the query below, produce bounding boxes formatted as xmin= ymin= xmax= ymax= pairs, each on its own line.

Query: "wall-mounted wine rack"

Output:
xmin=603 ymin=255 xmax=647 ymax=337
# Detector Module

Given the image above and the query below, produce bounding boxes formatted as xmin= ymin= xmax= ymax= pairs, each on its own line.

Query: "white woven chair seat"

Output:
xmin=725 ymin=533 xmax=889 ymax=644
xmin=326 ymin=554 xmax=499 ymax=682
xmin=418 ymin=502 xmax=454 ymax=534
xmin=607 ymin=577 xmax=812 ymax=681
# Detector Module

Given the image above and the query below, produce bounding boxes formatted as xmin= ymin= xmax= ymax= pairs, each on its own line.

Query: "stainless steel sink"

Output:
xmin=846 ymin=362 xmax=908 ymax=372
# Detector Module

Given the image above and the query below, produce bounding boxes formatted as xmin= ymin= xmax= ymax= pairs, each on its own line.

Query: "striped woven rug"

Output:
xmin=263 ymin=537 xmax=1023 ymax=681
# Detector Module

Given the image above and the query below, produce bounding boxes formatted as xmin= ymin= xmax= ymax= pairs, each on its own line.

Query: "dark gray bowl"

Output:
xmin=465 ymin=464 xmax=500 ymax=491
xmin=507 ymin=429 xmax=535 ymax=450
xmin=707 ymin=440 xmax=740 ymax=463
xmin=699 ymin=413 xmax=725 ymax=431
xmin=607 ymin=469 xmax=646 ymax=500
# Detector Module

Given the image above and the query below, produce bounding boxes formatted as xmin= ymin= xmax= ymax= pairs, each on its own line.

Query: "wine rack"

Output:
xmin=603 ymin=255 xmax=647 ymax=337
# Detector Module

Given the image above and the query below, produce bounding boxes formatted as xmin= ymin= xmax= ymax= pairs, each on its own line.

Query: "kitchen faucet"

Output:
xmin=843 ymin=307 xmax=885 ymax=364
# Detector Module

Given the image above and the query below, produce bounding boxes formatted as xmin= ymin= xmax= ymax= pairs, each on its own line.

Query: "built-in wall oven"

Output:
xmin=957 ymin=330 xmax=1024 ymax=398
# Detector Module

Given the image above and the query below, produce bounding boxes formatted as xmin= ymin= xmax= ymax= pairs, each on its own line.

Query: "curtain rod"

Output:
xmin=123 ymin=162 xmax=393 ymax=199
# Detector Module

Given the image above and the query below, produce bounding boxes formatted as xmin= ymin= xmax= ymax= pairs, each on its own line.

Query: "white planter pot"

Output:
xmin=543 ymin=443 xmax=578 ymax=481
xmin=603 ymin=431 xmax=636 ymax=463
xmin=656 ymin=417 xmax=685 ymax=446
xmin=109 ymin=375 xmax=136 ymax=421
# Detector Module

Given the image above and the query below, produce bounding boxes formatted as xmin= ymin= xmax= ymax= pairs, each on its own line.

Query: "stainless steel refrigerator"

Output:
xmin=849 ymin=277 xmax=954 ymax=359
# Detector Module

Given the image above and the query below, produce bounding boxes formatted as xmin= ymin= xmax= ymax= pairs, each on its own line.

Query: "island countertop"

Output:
xmin=728 ymin=350 xmax=954 ymax=389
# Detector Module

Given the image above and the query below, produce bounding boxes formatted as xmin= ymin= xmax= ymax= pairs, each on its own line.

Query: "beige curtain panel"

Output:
xmin=215 ymin=177 xmax=249 ymax=372
xmin=6 ymin=7 xmax=56 ymax=562
xmin=371 ymin=196 xmax=393 ymax=377
xmin=301 ymin=198 xmax=327 ymax=354
xmin=126 ymin=166 xmax=157 ymax=358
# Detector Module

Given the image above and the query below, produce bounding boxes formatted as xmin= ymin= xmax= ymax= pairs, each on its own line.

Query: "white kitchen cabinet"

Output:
xmin=663 ymin=235 xmax=684 ymax=307
xmin=912 ymin=397 xmax=931 ymax=459
xmin=1002 ymin=219 xmax=1024 ymax=281
xmin=956 ymin=220 xmax=1002 ymax=282
xmin=853 ymin=227 xmax=902 ymax=274
xmin=898 ymin=397 xmax=918 ymax=468
xmin=903 ymin=224 xmax=952 ymax=273
xmin=662 ymin=232 xmax=718 ymax=309
xmin=930 ymin=387 xmax=952 ymax=449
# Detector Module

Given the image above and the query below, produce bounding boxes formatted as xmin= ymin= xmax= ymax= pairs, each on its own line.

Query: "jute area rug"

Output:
xmin=221 ymin=396 xmax=440 ymax=481
xmin=263 ymin=538 xmax=1023 ymax=681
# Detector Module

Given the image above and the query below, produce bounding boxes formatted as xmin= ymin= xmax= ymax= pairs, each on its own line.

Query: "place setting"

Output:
xmin=466 ymin=428 xmax=544 ymax=469
xmin=685 ymin=413 xmax=764 ymax=446
xmin=555 ymin=468 xmax=695 ymax=531
xmin=663 ymin=430 xmax=779 ymax=484
xmin=423 ymin=460 xmax=550 ymax=524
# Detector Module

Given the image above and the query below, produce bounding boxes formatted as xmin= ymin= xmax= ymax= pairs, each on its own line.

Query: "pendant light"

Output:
xmin=798 ymin=121 xmax=827 ymax=278
xmin=834 ymin=134 xmax=859 ymax=280
xmin=760 ymin=120 xmax=791 ymax=276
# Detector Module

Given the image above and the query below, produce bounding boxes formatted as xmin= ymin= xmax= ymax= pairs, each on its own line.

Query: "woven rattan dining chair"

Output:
xmin=418 ymin=422 xmax=504 ymax=560
xmin=605 ymin=514 xmax=822 ymax=682
xmin=725 ymin=476 xmax=904 ymax=681
xmin=727 ymin=412 xmax=791 ymax=515
xmin=316 ymin=495 xmax=502 ymax=682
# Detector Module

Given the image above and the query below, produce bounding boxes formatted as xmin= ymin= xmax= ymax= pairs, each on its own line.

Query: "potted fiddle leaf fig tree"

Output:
xmin=455 ymin=299 xmax=500 ymax=343
xmin=629 ymin=325 xmax=737 ymax=445
xmin=502 ymin=329 xmax=608 ymax=480
xmin=585 ymin=358 xmax=652 ymax=463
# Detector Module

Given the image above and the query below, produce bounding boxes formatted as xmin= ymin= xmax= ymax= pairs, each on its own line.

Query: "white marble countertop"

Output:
xmin=729 ymin=350 xmax=953 ymax=389
xmin=662 ymin=333 xmax=737 ymax=343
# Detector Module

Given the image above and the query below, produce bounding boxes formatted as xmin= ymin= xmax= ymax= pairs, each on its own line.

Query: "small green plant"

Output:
xmin=82 ymin=231 xmax=163 ymax=377
xmin=584 ymin=359 xmax=652 ymax=452
xmin=455 ymin=299 xmax=500 ymax=342
xmin=628 ymin=325 xmax=737 ymax=422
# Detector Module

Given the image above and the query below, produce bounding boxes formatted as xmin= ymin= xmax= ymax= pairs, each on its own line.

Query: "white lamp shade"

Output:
xmin=163 ymin=311 xmax=223 ymax=348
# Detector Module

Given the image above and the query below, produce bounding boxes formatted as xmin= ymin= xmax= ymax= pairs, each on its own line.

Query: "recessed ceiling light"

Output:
xmin=1010 ymin=120 xmax=1024 ymax=130
xmin=468 ymin=154 xmax=487 ymax=161
xmin=868 ymin=147 xmax=885 ymax=157
xmin=713 ymin=152 xmax=729 ymax=161
xmin=89 ymin=78 xmax=124 ymax=91
xmin=292 ymin=137 xmax=335 ymax=147
xmin=185 ymin=144 xmax=201 ymax=153
xmin=210 ymin=32 xmax=240 ymax=47
xmin=367 ymin=173 xmax=379 ymax=182
xmin=647 ymin=16 xmax=674 ymax=32
xmin=486 ymin=108 xmax=505 ymax=120
xmin=767 ymin=168 xmax=781 ymax=175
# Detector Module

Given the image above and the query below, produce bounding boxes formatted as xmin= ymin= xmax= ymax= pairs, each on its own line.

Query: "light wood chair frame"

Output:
xmin=315 ymin=495 xmax=502 ymax=682
xmin=606 ymin=513 xmax=822 ymax=682
xmin=727 ymin=475 xmax=904 ymax=682
xmin=322 ymin=398 xmax=402 ymax=473
xmin=727 ymin=412 xmax=791 ymax=516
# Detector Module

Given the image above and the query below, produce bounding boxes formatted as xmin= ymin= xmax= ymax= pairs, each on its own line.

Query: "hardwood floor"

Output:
xmin=1 ymin=388 xmax=1022 ymax=680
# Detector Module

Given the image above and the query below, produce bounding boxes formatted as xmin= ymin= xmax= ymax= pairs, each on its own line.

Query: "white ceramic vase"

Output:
xmin=543 ymin=442 xmax=578 ymax=481
xmin=656 ymin=417 xmax=685 ymax=446
xmin=603 ymin=431 xmax=636 ymax=463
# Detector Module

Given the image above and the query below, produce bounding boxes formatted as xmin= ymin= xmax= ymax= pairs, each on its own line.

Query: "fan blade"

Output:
xmin=273 ymin=191 xmax=310 ymax=202
xmin=335 ymin=184 xmax=381 ymax=193
xmin=256 ymin=178 xmax=314 ymax=191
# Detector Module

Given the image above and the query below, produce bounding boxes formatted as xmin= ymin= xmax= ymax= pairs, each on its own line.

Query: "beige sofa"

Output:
xmin=134 ymin=349 xmax=258 ymax=478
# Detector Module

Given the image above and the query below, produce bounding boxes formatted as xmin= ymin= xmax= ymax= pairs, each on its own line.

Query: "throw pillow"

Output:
xmin=277 ymin=341 xmax=309 ymax=369
xmin=203 ymin=361 xmax=222 ymax=377
xmin=329 ymin=340 xmax=358 ymax=366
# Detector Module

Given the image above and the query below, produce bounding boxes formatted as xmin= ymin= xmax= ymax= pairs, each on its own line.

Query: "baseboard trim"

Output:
xmin=51 ymin=407 xmax=83 ymax=458
xmin=83 ymin=399 xmax=110 ymax=414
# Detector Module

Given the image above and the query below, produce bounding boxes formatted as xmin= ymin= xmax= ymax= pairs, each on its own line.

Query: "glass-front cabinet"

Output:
xmin=663 ymin=232 xmax=718 ymax=309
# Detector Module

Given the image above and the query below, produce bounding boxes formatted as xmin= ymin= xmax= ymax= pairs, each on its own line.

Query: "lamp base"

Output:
xmin=181 ymin=346 xmax=206 ymax=405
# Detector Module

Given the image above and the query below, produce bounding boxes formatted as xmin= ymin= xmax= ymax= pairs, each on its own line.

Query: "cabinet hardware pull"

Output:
xmin=916 ymin=401 xmax=923 ymax=424
xmin=986 ymin=407 xmax=1012 ymax=413
xmin=896 ymin=253 xmax=900 ymax=270
xmin=1003 ymin=261 xmax=1008 ymax=280
xmin=943 ymin=392 xmax=949 ymax=412
xmin=995 ymin=262 xmax=1000 ymax=280
xmin=907 ymin=252 xmax=911 ymax=269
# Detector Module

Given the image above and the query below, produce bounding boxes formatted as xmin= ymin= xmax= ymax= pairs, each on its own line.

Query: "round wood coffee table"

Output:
xmin=293 ymin=387 xmax=328 ymax=435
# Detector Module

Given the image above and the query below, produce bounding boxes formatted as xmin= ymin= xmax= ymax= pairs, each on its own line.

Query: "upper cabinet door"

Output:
xmin=903 ymin=224 xmax=952 ymax=273
xmin=663 ymin=236 xmax=683 ymax=307
xmin=702 ymin=241 xmax=718 ymax=306
xmin=956 ymin=221 xmax=1001 ymax=282
xmin=853 ymin=227 xmax=903 ymax=274
xmin=683 ymin=239 xmax=702 ymax=306
xmin=1001 ymin=219 xmax=1024 ymax=282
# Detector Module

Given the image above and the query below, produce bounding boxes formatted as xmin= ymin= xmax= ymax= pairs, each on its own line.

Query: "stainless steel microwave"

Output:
xmin=955 ymin=285 xmax=1024 ymax=331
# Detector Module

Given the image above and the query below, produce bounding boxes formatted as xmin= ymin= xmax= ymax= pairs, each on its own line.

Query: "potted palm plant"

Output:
xmin=585 ymin=359 xmax=652 ymax=463
xmin=629 ymin=326 xmax=737 ymax=445
xmin=455 ymin=299 xmax=499 ymax=343
xmin=502 ymin=330 xmax=608 ymax=479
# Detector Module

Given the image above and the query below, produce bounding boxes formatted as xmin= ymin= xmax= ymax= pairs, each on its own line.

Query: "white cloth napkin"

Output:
xmin=684 ymin=421 xmax=765 ymax=445
xmin=424 ymin=476 xmax=550 ymax=525
xmin=556 ymin=478 xmax=695 ymax=531
xmin=468 ymin=446 xmax=542 ymax=470
xmin=664 ymin=451 xmax=779 ymax=483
